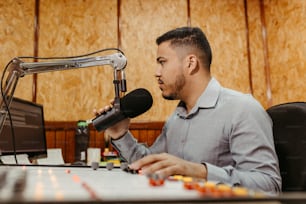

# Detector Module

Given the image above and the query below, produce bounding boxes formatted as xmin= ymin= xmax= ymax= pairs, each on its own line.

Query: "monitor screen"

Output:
xmin=0 ymin=97 xmax=47 ymax=161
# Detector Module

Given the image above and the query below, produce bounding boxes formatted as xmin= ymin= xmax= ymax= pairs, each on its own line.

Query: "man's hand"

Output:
xmin=93 ymin=103 xmax=130 ymax=140
xmin=129 ymin=153 xmax=207 ymax=179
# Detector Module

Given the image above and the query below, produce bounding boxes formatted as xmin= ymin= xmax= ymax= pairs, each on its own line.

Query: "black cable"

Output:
xmin=17 ymin=47 xmax=124 ymax=60
xmin=0 ymin=59 xmax=18 ymax=164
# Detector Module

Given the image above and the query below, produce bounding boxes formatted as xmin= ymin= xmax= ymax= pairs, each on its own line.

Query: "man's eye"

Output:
xmin=159 ymin=61 xmax=165 ymax=65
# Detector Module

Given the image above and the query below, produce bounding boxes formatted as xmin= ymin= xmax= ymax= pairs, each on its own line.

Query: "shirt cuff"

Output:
xmin=205 ymin=163 xmax=230 ymax=183
xmin=111 ymin=131 xmax=137 ymax=152
xmin=205 ymin=163 xmax=241 ymax=186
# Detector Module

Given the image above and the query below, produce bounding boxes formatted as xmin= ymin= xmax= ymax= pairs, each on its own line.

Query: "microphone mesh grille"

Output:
xmin=120 ymin=88 xmax=153 ymax=118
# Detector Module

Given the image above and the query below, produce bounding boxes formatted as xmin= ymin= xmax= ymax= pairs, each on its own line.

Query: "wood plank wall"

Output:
xmin=1 ymin=0 xmax=305 ymax=122
xmin=45 ymin=121 xmax=164 ymax=163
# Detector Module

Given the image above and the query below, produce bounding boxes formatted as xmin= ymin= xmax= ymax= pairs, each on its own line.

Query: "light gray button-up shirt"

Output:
xmin=112 ymin=78 xmax=281 ymax=194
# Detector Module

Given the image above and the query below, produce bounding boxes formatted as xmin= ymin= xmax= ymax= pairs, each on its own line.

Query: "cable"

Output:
xmin=17 ymin=48 xmax=124 ymax=60
xmin=0 ymin=59 xmax=18 ymax=164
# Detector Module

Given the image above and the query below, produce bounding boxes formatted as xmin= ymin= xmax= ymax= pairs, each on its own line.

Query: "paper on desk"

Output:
xmin=0 ymin=154 xmax=32 ymax=165
xmin=87 ymin=148 xmax=101 ymax=165
xmin=36 ymin=148 xmax=65 ymax=165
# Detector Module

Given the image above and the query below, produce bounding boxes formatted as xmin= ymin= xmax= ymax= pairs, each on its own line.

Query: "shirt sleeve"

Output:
xmin=111 ymin=131 xmax=148 ymax=162
xmin=206 ymin=97 xmax=282 ymax=194
xmin=111 ymin=122 xmax=169 ymax=163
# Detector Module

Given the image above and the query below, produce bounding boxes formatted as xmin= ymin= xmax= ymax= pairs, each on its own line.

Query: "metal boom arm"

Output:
xmin=0 ymin=52 xmax=127 ymax=134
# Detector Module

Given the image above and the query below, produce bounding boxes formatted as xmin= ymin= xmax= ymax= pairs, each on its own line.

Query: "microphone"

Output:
xmin=90 ymin=88 xmax=153 ymax=132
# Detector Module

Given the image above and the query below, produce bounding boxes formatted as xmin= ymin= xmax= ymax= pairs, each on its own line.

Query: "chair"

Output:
xmin=267 ymin=102 xmax=306 ymax=191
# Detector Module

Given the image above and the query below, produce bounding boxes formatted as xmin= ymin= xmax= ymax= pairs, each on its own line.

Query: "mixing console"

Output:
xmin=0 ymin=165 xmax=305 ymax=203
xmin=0 ymin=165 xmax=199 ymax=203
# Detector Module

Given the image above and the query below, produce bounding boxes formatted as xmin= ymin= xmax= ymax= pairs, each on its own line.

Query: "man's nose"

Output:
xmin=155 ymin=65 xmax=161 ymax=77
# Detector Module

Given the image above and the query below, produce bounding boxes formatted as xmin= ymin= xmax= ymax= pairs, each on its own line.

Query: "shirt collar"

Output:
xmin=176 ymin=77 xmax=221 ymax=117
xmin=196 ymin=77 xmax=221 ymax=109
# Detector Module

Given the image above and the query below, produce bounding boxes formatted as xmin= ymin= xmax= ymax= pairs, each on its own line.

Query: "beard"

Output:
xmin=162 ymin=73 xmax=185 ymax=100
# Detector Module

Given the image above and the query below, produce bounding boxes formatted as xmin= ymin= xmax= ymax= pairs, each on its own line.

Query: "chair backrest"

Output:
xmin=267 ymin=102 xmax=306 ymax=191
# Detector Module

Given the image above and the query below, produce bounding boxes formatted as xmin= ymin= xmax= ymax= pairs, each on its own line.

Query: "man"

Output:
xmin=96 ymin=27 xmax=281 ymax=194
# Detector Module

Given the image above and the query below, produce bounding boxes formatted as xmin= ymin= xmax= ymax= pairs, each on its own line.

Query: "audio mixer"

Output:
xmin=0 ymin=165 xmax=304 ymax=203
xmin=0 ymin=165 xmax=200 ymax=203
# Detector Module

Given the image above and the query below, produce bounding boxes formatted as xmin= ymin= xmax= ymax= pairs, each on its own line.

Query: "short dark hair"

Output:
xmin=156 ymin=27 xmax=212 ymax=70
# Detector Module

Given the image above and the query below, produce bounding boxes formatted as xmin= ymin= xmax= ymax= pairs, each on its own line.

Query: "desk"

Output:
xmin=0 ymin=165 xmax=306 ymax=203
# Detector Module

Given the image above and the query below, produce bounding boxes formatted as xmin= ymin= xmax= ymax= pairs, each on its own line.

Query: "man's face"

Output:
xmin=155 ymin=41 xmax=186 ymax=100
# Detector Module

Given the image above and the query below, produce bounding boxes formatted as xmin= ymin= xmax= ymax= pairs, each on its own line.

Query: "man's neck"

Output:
xmin=183 ymin=75 xmax=211 ymax=113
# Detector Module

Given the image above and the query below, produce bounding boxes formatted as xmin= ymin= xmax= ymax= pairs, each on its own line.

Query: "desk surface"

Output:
xmin=0 ymin=165 xmax=306 ymax=204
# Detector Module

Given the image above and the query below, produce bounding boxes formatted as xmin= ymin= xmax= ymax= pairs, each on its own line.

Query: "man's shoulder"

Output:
xmin=219 ymin=87 xmax=262 ymax=110
xmin=220 ymin=87 xmax=253 ymax=101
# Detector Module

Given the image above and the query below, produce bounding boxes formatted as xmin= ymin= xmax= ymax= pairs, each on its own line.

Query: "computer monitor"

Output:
xmin=0 ymin=97 xmax=47 ymax=161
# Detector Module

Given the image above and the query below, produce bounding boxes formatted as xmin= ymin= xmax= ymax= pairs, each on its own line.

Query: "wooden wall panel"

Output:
xmin=55 ymin=131 xmax=66 ymax=157
xmin=264 ymin=0 xmax=306 ymax=105
xmin=119 ymin=0 xmax=188 ymax=121
xmin=65 ymin=130 xmax=75 ymax=163
xmin=147 ymin=130 xmax=161 ymax=146
xmin=45 ymin=131 xmax=56 ymax=148
xmin=190 ymin=0 xmax=250 ymax=94
xmin=37 ymin=0 xmax=118 ymax=121
xmin=94 ymin=131 xmax=103 ymax=148
xmin=246 ymin=0 xmax=269 ymax=108
xmin=0 ymin=0 xmax=305 ymax=123
xmin=45 ymin=121 xmax=164 ymax=163
xmin=0 ymin=0 xmax=35 ymax=101
xmin=88 ymin=129 xmax=96 ymax=148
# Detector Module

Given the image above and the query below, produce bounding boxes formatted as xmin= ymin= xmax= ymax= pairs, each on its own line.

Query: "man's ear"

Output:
xmin=186 ymin=54 xmax=198 ymax=74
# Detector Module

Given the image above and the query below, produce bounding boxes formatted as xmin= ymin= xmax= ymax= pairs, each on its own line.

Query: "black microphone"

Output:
xmin=91 ymin=88 xmax=153 ymax=132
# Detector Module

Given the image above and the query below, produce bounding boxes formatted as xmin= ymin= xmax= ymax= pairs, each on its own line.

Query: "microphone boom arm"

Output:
xmin=0 ymin=52 xmax=127 ymax=134
xmin=19 ymin=52 xmax=126 ymax=75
